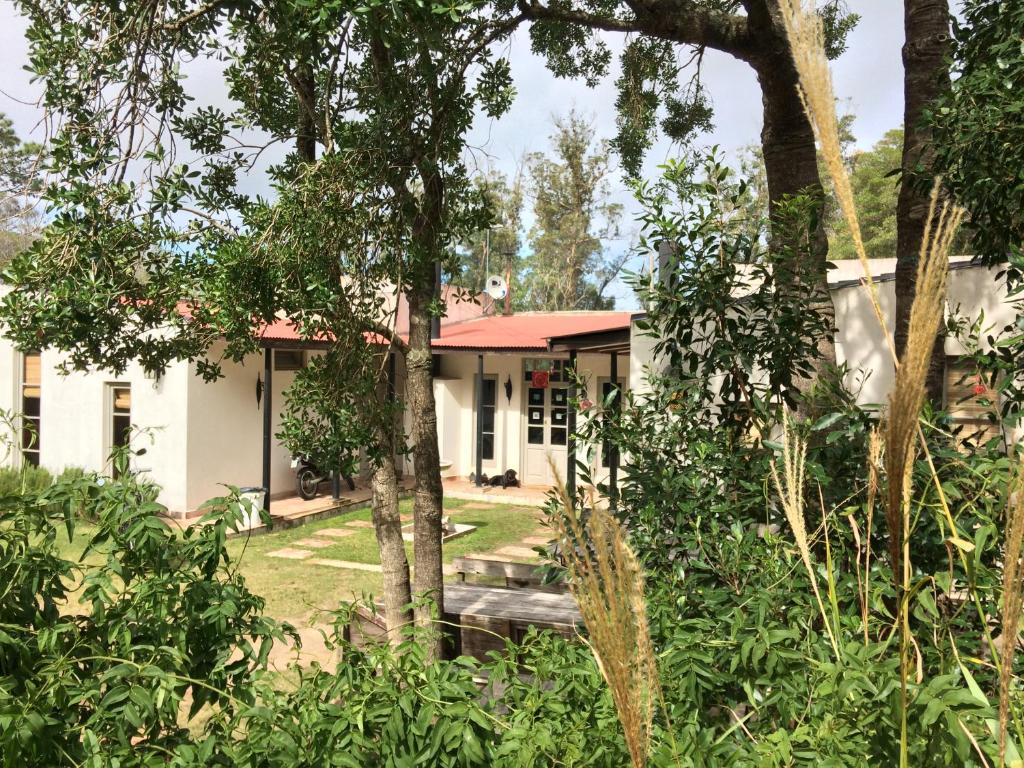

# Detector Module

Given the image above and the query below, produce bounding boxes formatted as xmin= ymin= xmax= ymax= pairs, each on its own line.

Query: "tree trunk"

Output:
xmin=896 ymin=0 xmax=951 ymax=403
xmin=369 ymin=425 xmax=412 ymax=644
xmin=753 ymin=43 xmax=838 ymax=397
xmin=295 ymin=62 xmax=317 ymax=164
xmin=405 ymin=283 xmax=445 ymax=660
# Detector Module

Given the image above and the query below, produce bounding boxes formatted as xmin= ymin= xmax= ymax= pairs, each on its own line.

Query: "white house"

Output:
xmin=1 ymin=256 xmax=1014 ymax=518
xmin=0 ymin=295 xmax=634 ymax=517
xmin=629 ymin=256 xmax=1021 ymax=445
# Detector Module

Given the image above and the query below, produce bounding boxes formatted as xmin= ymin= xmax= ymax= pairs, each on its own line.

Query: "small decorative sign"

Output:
xmin=531 ymin=370 xmax=550 ymax=389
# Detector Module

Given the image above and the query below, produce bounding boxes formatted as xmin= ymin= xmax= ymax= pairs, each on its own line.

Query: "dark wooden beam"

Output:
xmin=262 ymin=348 xmax=272 ymax=512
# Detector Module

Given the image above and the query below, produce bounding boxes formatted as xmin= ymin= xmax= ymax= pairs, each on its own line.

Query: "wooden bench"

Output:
xmin=451 ymin=556 xmax=566 ymax=592
xmin=343 ymin=583 xmax=581 ymax=662
xmin=443 ymin=583 xmax=582 ymax=661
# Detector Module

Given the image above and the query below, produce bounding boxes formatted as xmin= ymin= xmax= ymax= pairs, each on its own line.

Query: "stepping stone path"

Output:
xmin=494 ymin=545 xmax=540 ymax=561
xmin=460 ymin=502 xmax=496 ymax=510
xmin=267 ymin=548 xmax=313 ymax=560
xmin=318 ymin=528 xmax=356 ymax=538
xmin=294 ymin=538 xmax=334 ymax=549
xmin=344 ymin=519 xmax=375 ymax=529
xmin=310 ymin=559 xmax=383 ymax=573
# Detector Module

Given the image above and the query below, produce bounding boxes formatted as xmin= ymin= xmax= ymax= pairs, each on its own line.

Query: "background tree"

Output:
xmin=828 ymin=127 xmax=902 ymax=261
xmin=520 ymin=0 xmax=859 ymax=383
xmin=519 ymin=112 xmax=625 ymax=310
xmin=0 ymin=114 xmax=43 ymax=265
xmin=895 ymin=0 xmax=953 ymax=402
xmin=728 ymin=116 xmax=898 ymax=261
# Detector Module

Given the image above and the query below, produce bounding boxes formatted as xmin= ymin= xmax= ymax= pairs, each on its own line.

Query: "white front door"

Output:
xmin=524 ymin=383 xmax=569 ymax=487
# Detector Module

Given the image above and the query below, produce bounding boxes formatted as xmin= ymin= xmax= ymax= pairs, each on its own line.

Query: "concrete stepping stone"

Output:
xmin=460 ymin=502 xmax=496 ymax=510
xmin=310 ymin=559 xmax=382 ymax=573
xmin=267 ymin=548 xmax=313 ymax=560
xmin=493 ymin=545 xmax=539 ymax=561
xmin=317 ymin=528 xmax=356 ymax=538
xmin=521 ymin=536 xmax=552 ymax=546
xmin=294 ymin=538 xmax=334 ymax=549
xmin=344 ymin=519 xmax=375 ymax=528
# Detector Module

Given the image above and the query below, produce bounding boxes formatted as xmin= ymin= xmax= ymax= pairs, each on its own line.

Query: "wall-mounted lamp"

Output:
xmin=504 ymin=375 xmax=513 ymax=404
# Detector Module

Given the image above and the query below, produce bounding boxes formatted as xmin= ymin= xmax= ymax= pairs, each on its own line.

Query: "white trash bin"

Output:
xmin=237 ymin=487 xmax=266 ymax=531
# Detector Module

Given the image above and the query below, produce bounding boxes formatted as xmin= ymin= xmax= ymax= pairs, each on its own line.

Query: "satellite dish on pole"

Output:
xmin=484 ymin=275 xmax=508 ymax=301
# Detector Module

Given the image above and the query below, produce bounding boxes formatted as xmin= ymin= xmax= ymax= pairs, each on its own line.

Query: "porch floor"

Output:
xmin=442 ymin=478 xmax=551 ymax=508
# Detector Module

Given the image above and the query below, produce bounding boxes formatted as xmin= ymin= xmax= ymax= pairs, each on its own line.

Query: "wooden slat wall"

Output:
xmin=944 ymin=358 xmax=1002 ymax=447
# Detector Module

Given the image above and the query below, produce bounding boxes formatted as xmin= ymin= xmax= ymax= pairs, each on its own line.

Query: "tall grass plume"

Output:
xmin=1000 ymin=458 xmax=1024 ymax=765
xmin=770 ymin=416 xmax=840 ymax=658
xmin=550 ymin=465 xmax=662 ymax=768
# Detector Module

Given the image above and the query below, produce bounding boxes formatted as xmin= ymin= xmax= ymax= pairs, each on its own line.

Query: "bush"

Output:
xmin=0 ymin=460 xmax=637 ymax=766
xmin=557 ymin=156 xmax=1018 ymax=764
xmin=0 ymin=464 xmax=53 ymax=496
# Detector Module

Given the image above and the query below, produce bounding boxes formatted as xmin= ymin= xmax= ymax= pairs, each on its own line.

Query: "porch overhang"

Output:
xmin=546 ymin=326 xmax=631 ymax=355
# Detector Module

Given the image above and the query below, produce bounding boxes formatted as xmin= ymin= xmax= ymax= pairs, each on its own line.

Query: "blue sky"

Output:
xmin=0 ymin=1 xmax=906 ymax=309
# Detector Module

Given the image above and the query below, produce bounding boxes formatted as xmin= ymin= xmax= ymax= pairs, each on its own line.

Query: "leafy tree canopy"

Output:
xmin=932 ymin=0 xmax=1024 ymax=283
xmin=0 ymin=113 xmax=43 ymax=265
xmin=522 ymin=0 xmax=858 ymax=176
xmin=519 ymin=111 xmax=625 ymax=310
xmin=1 ymin=0 xmax=521 ymax=378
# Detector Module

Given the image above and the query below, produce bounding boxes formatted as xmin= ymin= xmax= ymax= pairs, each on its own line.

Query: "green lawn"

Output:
xmin=224 ymin=497 xmax=546 ymax=622
xmin=54 ymin=497 xmax=547 ymax=626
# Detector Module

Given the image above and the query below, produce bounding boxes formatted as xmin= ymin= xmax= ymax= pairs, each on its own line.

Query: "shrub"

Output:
xmin=0 ymin=464 xmax=53 ymax=496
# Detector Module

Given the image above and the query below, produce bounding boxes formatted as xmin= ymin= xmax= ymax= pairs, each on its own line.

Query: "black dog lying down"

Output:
xmin=475 ymin=469 xmax=519 ymax=488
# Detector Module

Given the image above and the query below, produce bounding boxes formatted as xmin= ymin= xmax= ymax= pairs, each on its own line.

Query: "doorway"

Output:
xmin=523 ymin=383 xmax=569 ymax=487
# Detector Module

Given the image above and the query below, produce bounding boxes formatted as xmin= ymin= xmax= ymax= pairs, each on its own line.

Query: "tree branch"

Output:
xmin=519 ymin=0 xmax=757 ymax=61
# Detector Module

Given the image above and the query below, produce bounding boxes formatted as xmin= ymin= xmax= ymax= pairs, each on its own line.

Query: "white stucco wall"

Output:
xmin=184 ymin=344 xmax=302 ymax=511
xmin=834 ymin=263 xmax=1016 ymax=409
xmin=631 ymin=263 xmax=1019 ymax=440
xmin=0 ymin=337 xmax=192 ymax=512
xmin=434 ymin=350 xmax=625 ymax=485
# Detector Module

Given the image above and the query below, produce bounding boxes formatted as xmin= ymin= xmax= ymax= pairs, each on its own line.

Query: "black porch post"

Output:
xmin=262 ymin=348 xmax=272 ymax=513
xmin=567 ymin=349 xmax=578 ymax=499
xmin=609 ymin=351 xmax=619 ymax=504
xmin=475 ymin=353 xmax=484 ymax=486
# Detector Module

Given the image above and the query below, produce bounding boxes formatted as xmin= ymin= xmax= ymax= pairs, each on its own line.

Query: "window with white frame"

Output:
xmin=21 ymin=352 xmax=41 ymax=466
xmin=523 ymin=358 xmax=569 ymax=383
xmin=110 ymin=385 xmax=132 ymax=476
xmin=599 ymin=379 xmax=623 ymax=467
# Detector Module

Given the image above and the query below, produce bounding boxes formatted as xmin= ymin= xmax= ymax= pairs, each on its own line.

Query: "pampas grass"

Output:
xmin=778 ymin=2 xmax=969 ymax=765
xmin=770 ymin=416 xmax=840 ymax=658
xmin=1001 ymin=459 xmax=1024 ymax=766
xmin=550 ymin=467 xmax=662 ymax=768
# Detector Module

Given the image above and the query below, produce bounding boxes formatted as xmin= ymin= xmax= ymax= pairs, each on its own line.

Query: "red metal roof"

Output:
xmin=431 ymin=312 xmax=633 ymax=351
xmin=256 ymin=311 xmax=633 ymax=352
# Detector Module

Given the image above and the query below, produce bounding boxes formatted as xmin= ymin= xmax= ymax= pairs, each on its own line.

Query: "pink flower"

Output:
xmin=973 ymin=383 xmax=987 ymax=397
xmin=579 ymin=398 xmax=593 ymax=412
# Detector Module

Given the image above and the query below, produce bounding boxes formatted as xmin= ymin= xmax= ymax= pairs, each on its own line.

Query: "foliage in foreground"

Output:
xmin=563 ymin=154 xmax=1022 ymax=765
xmin=0 ymin=464 xmax=633 ymax=767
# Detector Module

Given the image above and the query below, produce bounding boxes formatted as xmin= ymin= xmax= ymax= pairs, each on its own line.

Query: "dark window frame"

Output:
xmin=274 ymin=349 xmax=306 ymax=371
xmin=475 ymin=374 xmax=498 ymax=462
